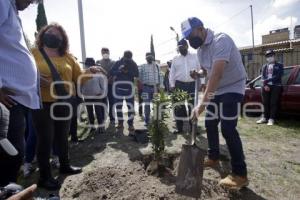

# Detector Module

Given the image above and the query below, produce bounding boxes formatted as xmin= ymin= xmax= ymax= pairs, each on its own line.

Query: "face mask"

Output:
xmin=123 ymin=58 xmax=132 ymax=65
xmin=42 ymin=33 xmax=62 ymax=49
xmin=188 ymin=36 xmax=204 ymax=49
xmin=179 ymin=48 xmax=188 ymax=56
xmin=102 ymin=53 xmax=110 ymax=59
xmin=146 ymin=56 xmax=154 ymax=63
xmin=266 ymin=56 xmax=275 ymax=63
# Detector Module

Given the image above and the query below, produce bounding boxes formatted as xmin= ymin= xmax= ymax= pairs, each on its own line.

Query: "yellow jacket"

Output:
xmin=32 ymin=48 xmax=85 ymax=102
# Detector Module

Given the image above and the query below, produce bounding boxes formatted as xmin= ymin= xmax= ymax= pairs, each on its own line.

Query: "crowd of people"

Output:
xmin=1 ymin=0 xmax=285 ymax=199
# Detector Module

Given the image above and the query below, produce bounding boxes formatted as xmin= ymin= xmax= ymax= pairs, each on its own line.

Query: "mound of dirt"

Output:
xmin=60 ymin=148 xmax=235 ymax=200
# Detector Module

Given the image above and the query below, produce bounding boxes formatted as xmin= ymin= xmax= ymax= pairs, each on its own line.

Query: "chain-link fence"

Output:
xmin=241 ymin=50 xmax=300 ymax=79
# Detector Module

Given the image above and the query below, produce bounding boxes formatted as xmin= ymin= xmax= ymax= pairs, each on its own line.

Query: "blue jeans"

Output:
xmin=115 ymin=87 xmax=135 ymax=126
xmin=25 ymin=111 xmax=36 ymax=163
xmin=205 ymin=93 xmax=247 ymax=176
xmin=142 ymin=85 xmax=155 ymax=125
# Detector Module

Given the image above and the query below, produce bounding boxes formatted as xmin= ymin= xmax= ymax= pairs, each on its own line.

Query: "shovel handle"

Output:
xmin=191 ymin=78 xmax=199 ymax=145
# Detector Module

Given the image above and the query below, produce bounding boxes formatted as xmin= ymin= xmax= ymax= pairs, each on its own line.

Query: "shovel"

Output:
xmin=175 ymin=77 xmax=206 ymax=198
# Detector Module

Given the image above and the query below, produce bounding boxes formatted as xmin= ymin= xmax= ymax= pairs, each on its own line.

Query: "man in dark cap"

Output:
xmin=110 ymin=51 xmax=139 ymax=133
xmin=256 ymin=49 xmax=283 ymax=125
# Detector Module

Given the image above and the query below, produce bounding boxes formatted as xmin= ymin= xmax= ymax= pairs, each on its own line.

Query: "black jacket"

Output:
xmin=261 ymin=62 xmax=284 ymax=86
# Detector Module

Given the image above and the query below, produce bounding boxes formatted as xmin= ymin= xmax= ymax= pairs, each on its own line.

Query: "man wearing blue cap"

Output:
xmin=181 ymin=17 xmax=248 ymax=189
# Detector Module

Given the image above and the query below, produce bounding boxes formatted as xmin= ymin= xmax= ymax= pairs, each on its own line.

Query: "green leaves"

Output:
xmin=170 ymin=89 xmax=191 ymax=104
xmin=149 ymin=90 xmax=191 ymax=160
xmin=36 ymin=2 xmax=48 ymax=32
xmin=149 ymin=90 xmax=171 ymax=160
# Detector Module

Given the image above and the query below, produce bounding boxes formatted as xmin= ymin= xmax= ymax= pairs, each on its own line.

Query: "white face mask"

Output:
xmin=266 ymin=56 xmax=275 ymax=63
xmin=102 ymin=53 xmax=110 ymax=59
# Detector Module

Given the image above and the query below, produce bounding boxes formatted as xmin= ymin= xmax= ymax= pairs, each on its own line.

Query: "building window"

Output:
xmin=248 ymin=53 xmax=253 ymax=61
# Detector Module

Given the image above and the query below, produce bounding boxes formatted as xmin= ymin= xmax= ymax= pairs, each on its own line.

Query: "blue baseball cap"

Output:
xmin=181 ymin=17 xmax=204 ymax=39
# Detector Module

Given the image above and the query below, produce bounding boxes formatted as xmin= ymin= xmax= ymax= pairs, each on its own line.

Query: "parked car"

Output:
xmin=244 ymin=65 xmax=300 ymax=115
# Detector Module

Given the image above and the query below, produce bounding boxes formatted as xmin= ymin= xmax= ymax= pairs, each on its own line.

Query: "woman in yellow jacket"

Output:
xmin=31 ymin=23 xmax=103 ymax=190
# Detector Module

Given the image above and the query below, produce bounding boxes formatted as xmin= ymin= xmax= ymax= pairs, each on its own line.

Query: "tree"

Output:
xmin=149 ymin=91 xmax=170 ymax=161
xmin=150 ymin=34 xmax=155 ymax=60
xmin=35 ymin=1 xmax=48 ymax=32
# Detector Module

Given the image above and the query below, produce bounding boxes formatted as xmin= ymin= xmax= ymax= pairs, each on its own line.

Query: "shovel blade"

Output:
xmin=175 ymin=144 xmax=206 ymax=198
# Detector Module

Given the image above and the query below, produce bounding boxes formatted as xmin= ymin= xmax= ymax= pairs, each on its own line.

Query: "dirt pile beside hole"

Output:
xmin=60 ymin=152 xmax=237 ymax=200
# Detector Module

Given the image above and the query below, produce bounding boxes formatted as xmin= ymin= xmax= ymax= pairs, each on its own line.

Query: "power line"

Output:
xmin=156 ymin=37 xmax=177 ymax=47
xmin=159 ymin=50 xmax=177 ymax=57
xmin=214 ymin=6 xmax=250 ymax=29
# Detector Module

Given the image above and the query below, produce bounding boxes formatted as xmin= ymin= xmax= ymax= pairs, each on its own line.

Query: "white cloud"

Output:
xmin=273 ymin=0 xmax=300 ymax=8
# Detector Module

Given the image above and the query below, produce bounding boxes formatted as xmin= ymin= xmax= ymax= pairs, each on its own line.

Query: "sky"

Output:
xmin=19 ymin=0 xmax=300 ymax=65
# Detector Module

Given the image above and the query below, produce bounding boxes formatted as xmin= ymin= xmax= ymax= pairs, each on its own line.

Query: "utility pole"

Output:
xmin=170 ymin=26 xmax=179 ymax=42
xmin=250 ymin=5 xmax=255 ymax=54
xmin=77 ymin=0 xmax=86 ymax=62
xmin=170 ymin=26 xmax=179 ymax=54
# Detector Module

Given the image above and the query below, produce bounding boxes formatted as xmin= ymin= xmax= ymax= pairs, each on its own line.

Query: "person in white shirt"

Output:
xmin=169 ymin=39 xmax=201 ymax=134
xmin=0 ymin=0 xmax=42 ymax=187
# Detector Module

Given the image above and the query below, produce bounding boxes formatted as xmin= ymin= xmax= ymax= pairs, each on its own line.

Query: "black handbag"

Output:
xmin=39 ymin=48 xmax=70 ymax=97
xmin=39 ymin=48 xmax=76 ymax=118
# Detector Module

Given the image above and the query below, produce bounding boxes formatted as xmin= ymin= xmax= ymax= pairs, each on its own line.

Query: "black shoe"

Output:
xmin=38 ymin=178 xmax=61 ymax=191
xmin=89 ymin=127 xmax=96 ymax=133
xmin=60 ymin=165 xmax=82 ymax=175
xmin=173 ymin=130 xmax=183 ymax=134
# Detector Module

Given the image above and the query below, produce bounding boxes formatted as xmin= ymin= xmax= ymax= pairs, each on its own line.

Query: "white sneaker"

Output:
xmin=267 ymin=119 xmax=275 ymax=126
xmin=51 ymin=156 xmax=60 ymax=169
xmin=256 ymin=117 xmax=267 ymax=124
xmin=23 ymin=163 xmax=35 ymax=178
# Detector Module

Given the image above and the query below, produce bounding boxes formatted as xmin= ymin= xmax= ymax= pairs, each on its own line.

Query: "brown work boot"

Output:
xmin=219 ymin=174 xmax=249 ymax=190
xmin=204 ymin=158 xmax=219 ymax=168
